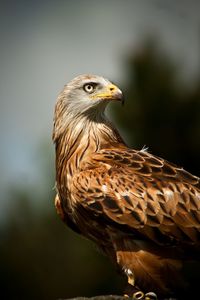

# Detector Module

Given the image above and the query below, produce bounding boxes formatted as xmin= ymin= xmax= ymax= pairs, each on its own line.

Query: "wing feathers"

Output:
xmin=72 ymin=148 xmax=200 ymax=246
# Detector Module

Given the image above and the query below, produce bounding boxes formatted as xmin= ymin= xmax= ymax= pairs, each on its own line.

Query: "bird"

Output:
xmin=52 ymin=74 xmax=200 ymax=300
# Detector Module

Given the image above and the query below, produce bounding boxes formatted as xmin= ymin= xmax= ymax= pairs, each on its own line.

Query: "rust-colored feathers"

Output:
xmin=53 ymin=74 xmax=200 ymax=299
xmin=74 ymin=148 xmax=200 ymax=244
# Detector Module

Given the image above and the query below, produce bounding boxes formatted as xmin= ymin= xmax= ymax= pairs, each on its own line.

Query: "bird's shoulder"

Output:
xmin=71 ymin=147 xmax=200 ymax=243
xmin=81 ymin=147 xmax=199 ymax=188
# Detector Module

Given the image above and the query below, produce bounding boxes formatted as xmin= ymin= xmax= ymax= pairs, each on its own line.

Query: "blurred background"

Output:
xmin=0 ymin=0 xmax=200 ymax=299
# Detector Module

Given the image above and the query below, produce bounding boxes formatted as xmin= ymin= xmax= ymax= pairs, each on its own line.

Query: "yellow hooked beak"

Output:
xmin=92 ymin=84 xmax=124 ymax=104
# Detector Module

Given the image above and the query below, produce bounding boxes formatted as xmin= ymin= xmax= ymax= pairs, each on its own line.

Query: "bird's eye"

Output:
xmin=83 ymin=83 xmax=96 ymax=94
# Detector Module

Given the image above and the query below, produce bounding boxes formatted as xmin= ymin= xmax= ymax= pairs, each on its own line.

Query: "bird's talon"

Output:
xmin=145 ymin=292 xmax=157 ymax=300
xmin=133 ymin=290 xmax=145 ymax=299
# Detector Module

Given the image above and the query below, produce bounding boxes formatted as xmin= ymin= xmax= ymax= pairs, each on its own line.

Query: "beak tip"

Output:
xmin=115 ymin=91 xmax=124 ymax=105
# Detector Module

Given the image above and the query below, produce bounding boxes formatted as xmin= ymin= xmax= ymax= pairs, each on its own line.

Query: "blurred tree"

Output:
xmin=111 ymin=38 xmax=200 ymax=176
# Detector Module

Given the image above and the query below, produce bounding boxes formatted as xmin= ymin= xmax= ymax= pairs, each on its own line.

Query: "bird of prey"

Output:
xmin=52 ymin=74 xmax=200 ymax=300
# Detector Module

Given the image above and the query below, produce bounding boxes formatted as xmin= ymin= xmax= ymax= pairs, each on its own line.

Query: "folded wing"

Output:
xmin=72 ymin=148 xmax=200 ymax=249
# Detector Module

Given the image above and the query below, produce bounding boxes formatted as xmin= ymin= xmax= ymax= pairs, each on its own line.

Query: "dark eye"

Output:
xmin=83 ymin=83 xmax=96 ymax=94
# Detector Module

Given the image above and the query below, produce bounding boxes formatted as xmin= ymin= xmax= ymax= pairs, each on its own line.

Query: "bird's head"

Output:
xmin=53 ymin=74 xmax=124 ymax=142
xmin=57 ymin=74 xmax=124 ymax=117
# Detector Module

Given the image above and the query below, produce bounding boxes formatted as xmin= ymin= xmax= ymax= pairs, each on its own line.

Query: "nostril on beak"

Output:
xmin=110 ymin=87 xmax=114 ymax=91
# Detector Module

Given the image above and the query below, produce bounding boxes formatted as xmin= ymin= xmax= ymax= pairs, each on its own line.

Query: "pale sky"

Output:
xmin=0 ymin=0 xmax=200 ymax=216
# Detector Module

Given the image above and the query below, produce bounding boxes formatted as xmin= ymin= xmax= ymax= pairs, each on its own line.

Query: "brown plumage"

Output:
xmin=52 ymin=74 xmax=200 ymax=299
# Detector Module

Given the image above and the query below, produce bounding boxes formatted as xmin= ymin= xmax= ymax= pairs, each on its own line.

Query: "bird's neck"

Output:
xmin=54 ymin=112 xmax=125 ymax=187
